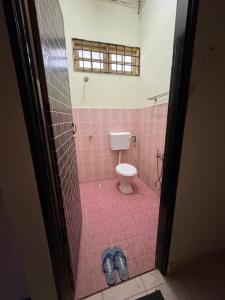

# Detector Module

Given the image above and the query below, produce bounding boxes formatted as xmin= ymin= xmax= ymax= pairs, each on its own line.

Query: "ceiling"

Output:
xmin=100 ymin=0 xmax=144 ymax=14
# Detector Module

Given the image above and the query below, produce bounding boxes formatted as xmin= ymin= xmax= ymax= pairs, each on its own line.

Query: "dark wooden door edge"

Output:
xmin=156 ymin=0 xmax=199 ymax=274
xmin=24 ymin=0 xmax=75 ymax=294
xmin=3 ymin=1 xmax=74 ymax=299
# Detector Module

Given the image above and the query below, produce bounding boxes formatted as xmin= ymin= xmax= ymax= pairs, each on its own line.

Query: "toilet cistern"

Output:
xmin=109 ymin=132 xmax=137 ymax=194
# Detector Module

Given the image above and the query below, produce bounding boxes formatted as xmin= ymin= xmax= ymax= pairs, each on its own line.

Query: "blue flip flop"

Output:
xmin=112 ymin=247 xmax=129 ymax=281
xmin=102 ymin=248 xmax=116 ymax=286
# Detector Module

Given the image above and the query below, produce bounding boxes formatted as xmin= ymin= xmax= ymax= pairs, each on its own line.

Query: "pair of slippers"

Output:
xmin=102 ymin=247 xmax=129 ymax=286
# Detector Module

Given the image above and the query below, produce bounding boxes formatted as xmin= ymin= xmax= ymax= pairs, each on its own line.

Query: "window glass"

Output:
xmin=79 ymin=50 xmax=91 ymax=59
xmin=92 ymin=52 xmax=103 ymax=60
xmin=79 ymin=61 xmax=91 ymax=68
xmin=73 ymin=39 xmax=140 ymax=75
xmin=125 ymin=56 xmax=132 ymax=63
xmin=92 ymin=62 xmax=104 ymax=69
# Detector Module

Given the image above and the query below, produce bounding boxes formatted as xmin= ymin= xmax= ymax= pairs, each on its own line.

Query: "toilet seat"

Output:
xmin=116 ymin=163 xmax=137 ymax=177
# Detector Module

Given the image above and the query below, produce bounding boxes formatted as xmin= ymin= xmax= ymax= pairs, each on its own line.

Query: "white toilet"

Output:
xmin=110 ymin=132 xmax=137 ymax=194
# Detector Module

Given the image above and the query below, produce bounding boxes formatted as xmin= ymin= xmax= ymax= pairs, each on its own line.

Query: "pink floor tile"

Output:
xmin=89 ymin=271 xmax=108 ymax=295
xmin=127 ymin=235 xmax=149 ymax=258
xmin=108 ymin=239 xmax=132 ymax=259
xmin=75 ymin=269 xmax=93 ymax=299
xmin=75 ymin=177 xmax=159 ymax=299
xmin=107 ymin=224 xmax=126 ymax=243
xmin=135 ymin=252 xmax=156 ymax=274
xmin=122 ymin=221 xmax=140 ymax=239
xmin=82 ymin=231 xmax=108 ymax=250
xmin=143 ymin=234 xmax=156 ymax=252
xmin=133 ymin=212 xmax=151 ymax=224
xmin=127 ymin=258 xmax=140 ymax=278
xmin=135 ymin=220 xmax=152 ymax=236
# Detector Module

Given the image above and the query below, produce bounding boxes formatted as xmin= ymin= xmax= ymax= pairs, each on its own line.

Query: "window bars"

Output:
xmin=73 ymin=39 xmax=140 ymax=76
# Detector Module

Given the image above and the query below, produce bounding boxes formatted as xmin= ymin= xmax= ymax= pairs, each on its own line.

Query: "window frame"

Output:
xmin=72 ymin=38 xmax=140 ymax=76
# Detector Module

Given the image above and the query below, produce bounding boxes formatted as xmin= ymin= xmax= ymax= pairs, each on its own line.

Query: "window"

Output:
xmin=72 ymin=39 xmax=140 ymax=76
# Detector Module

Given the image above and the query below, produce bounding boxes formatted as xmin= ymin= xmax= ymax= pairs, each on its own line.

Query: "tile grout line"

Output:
xmin=124 ymin=289 xmax=147 ymax=300
xmin=140 ymin=270 xmax=167 ymax=292
xmin=86 ymin=276 xmax=166 ymax=300
xmin=144 ymin=282 xmax=166 ymax=297
xmin=140 ymin=274 xmax=147 ymax=292
xmin=101 ymin=275 xmax=146 ymax=300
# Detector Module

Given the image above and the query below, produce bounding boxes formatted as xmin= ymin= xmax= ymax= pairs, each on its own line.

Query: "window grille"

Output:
xmin=72 ymin=39 xmax=140 ymax=76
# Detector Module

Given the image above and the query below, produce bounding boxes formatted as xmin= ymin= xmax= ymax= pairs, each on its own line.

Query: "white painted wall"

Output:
xmin=60 ymin=0 xmax=140 ymax=108
xmin=168 ymin=0 xmax=225 ymax=271
xmin=60 ymin=0 xmax=177 ymax=108
xmin=139 ymin=0 xmax=177 ymax=106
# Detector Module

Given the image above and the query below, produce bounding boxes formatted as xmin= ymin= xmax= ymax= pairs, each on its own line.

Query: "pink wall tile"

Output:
xmin=73 ymin=108 xmax=138 ymax=183
xmin=137 ymin=103 xmax=168 ymax=194
xmin=73 ymin=104 xmax=168 ymax=187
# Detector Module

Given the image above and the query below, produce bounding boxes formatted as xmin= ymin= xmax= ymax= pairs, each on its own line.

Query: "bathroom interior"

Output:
xmin=3 ymin=0 xmax=225 ymax=299
xmin=56 ymin=0 xmax=177 ymax=298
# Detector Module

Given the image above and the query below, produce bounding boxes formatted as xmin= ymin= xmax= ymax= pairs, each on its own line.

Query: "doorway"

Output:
xmin=3 ymin=0 xmax=198 ymax=299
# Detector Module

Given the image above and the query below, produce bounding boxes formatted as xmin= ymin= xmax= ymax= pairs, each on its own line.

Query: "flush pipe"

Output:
xmin=118 ymin=151 xmax=122 ymax=164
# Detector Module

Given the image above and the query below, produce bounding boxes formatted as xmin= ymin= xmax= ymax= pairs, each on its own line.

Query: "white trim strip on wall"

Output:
xmin=72 ymin=99 xmax=169 ymax=110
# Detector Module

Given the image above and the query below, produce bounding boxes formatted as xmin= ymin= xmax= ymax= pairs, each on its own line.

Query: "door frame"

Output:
xmin=3 ymin=0 xmax=75 ymax=299
xmin=2 ymin=0 xmax=199 ymax=297
xmin=156 ymin=0 xmax=199 ymax=273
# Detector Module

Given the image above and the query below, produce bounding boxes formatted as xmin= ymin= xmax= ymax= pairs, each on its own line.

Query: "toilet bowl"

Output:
xmin=109 ymin=132 xmax=137 ymax=194
xmin=116 ymin=163 xmax=137 ymax=194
